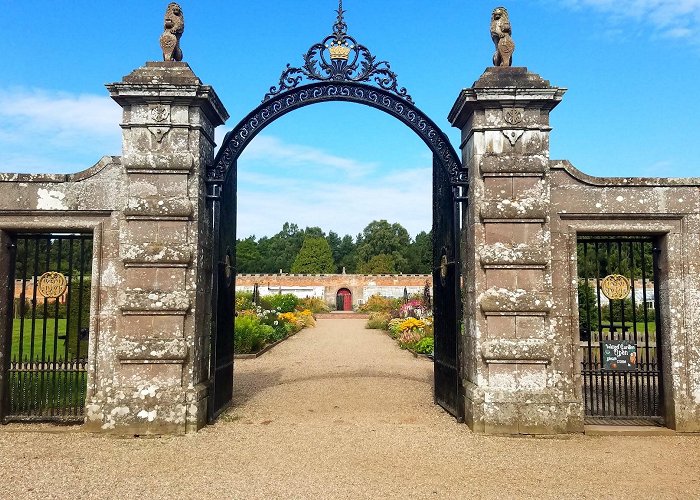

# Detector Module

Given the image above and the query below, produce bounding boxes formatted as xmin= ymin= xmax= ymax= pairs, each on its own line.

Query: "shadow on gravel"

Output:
xmin=231 ymin=367 xmax=429 ymax=407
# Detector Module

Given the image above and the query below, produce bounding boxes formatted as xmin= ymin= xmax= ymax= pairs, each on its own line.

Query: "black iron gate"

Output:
xmin=206 ymin=4 xmax=467 ymax=422
xmin=208 ymin=162 xmax=236 ymax=421
xmin=577 ymin=236 xmax=663 ymax=424
xmin=1 ymin=233 xmax=91 ymax=423
xmin=432 ymin=156 xmax=463 ymax=421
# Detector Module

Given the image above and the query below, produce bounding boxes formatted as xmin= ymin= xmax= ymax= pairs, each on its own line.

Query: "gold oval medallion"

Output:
xmin=600 ymin=274 xmax=630 ymax=300
xmin=38 ymin=271 xmax=68 ymax=299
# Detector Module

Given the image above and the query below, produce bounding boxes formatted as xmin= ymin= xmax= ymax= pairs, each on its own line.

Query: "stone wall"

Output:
xmin=450 ymin=66 xmax=700 ymax=434
xmin=236 ymin=273 xmax=432 ymax=307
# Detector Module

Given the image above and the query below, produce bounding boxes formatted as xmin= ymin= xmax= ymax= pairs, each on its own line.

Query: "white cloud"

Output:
xmin=0 ymin=88 xmax=121 ymax=173
xmin=558 ymin=0 xmax=700 ymax=40
xmin=235 ymin=135 xmax=432 ymax=238
xmin=0 ymin=88 xmax=120 ymax=134
xmin=240 ymin=135 xmax=378 ymax=178
xmin=236 ymin=172 xmax=432 ymax=239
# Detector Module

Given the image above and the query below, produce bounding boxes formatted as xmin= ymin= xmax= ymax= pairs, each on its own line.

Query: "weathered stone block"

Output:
xmin=480 ymin=197 xmax=547 ymax=220
xmin=480 ymin=154 xmax=548 ymax=174
xmin=479 ymin=243 xmax=548 ymax=267
xmin=484 ymin=222 xmax=543 ymax=246
xmin=124 ymin=197 xmax=193 ymax=218
xmin=119 ymin=288 xmax=191 ymax=315
xmin=121 ymin=243 xmax=192 ymax=266
xmin=116 ymin=337 xmax=188 ymax=363
xmin=481 ymin=339 xmax=553 ymax=363
xmin=485 ymin=268 xmax=518 ymax=289
xmin=479 ymin=288 xmax=552 ymax=313
xmin=486 ymin=315 xmax=517 ymax=339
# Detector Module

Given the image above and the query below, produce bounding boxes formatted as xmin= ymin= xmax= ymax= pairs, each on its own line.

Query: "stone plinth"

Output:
xmin=83 ymin=62 xmax=228 ymax=434
xmin=449 ymin=67 xmax=581 ymax=434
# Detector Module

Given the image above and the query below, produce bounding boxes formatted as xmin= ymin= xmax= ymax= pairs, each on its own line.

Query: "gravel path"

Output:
xmin=1 ymin=318 xmax=699 ymax=499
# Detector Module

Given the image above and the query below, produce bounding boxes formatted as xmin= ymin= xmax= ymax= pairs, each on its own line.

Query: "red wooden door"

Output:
xmin=337 ymin=289 xmax=352 ymax=311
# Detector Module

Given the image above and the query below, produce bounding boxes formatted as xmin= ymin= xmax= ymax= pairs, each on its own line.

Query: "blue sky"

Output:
xmin=1 ymin=0 xmax=699 ymax=238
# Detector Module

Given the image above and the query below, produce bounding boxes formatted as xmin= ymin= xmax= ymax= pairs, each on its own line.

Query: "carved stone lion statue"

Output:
xmin=490 ymin=6 xmax=515 ymax=67
xmin=160 ymin=3 xmax=185 ymax=62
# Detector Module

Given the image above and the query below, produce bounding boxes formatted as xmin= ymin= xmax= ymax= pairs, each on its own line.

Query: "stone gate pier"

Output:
xmin=95 ymin=62 xmax=228 ymax=433
xmin=0 ymin=61 xmax=228 ymax=434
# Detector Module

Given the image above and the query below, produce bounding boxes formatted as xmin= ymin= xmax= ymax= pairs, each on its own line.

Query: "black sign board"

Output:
xmin=600 ymin=340 xmax=638 ymax=371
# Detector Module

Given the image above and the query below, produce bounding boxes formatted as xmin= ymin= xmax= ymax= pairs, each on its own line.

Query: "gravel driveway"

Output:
xmin=0 ymin=318 xmax=698 ymax=499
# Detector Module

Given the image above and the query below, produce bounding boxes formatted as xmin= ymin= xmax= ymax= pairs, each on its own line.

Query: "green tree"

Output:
xmin=356 ymin=220 xmax=411 ymax=273
xmin=337 ymin=234 xmax=359 ymax=273
xmin=291 ymin=237 xmax=336 ymax=274
xmin=358 ymin=253 xmax=397 ymax=274
xmin=258 ymin=222 xmax=305 ymax=273
xmin=407 ymin=230 xmax=432 ymax=273
xmin=236 ymin=237 xmax=262 ymax=273
xmin=577 ymin=280 xmax=599 ymax=332
xmin=327 ymin=232 xmax=358 ymax=273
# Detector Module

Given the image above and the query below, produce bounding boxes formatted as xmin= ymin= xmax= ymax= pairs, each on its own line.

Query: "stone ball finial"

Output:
xmin=160 ymin=2 xmax=185 ymax=62
xmin=491 ymin=6 xmax=515 ymax=67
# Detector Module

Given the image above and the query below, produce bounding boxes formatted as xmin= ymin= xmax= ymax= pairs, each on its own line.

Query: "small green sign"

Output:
xmin=601 ymin=340 xmax=638 ymax=371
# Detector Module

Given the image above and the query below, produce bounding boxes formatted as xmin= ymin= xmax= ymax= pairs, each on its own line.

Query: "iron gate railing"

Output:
xmin=3 ymin=233 xmax=92 ymax=423
xmin=577 ymin=236 xmax=663 ymax=424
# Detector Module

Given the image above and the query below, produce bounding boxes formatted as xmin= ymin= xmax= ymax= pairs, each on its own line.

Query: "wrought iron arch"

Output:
xmin=207 ymin=80 xmax=465 ymax=186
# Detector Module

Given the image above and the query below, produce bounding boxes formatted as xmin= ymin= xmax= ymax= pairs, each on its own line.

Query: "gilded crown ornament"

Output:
xmin=265 ymin=0 xmax=412 ymax=103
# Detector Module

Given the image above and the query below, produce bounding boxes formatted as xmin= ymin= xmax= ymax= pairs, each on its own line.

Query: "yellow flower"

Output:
xmin=399 ymin=317 xmax=425 ymax=332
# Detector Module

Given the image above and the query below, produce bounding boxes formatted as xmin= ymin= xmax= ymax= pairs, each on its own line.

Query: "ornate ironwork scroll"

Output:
xmin=208 ymin=81 xmax=463 ymax=186
xmin=264 ymin=1 xmax=412 ymax=103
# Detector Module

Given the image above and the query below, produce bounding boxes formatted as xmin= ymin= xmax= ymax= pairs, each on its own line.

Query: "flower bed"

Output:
xmin=234 ymin=292 xmax=316 ymax=355
xmin=364 ymin=294 xmax=433 ymax=357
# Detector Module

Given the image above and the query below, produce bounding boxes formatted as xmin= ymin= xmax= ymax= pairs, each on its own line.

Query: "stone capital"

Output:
xmin=107 ymin=62 xmax=229 ymax=128
xmin=448 ymin=67 xmax=566 ymax=130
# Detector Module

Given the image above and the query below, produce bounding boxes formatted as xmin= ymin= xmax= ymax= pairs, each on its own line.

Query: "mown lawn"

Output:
xmin=11 ymin=319 xmax=67 ymax=360
xmin=598 ymin=321 xmax=657 ymax=343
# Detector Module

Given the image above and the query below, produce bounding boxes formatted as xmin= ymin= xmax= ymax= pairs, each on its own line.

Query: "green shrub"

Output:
xmin=266 ymin=325 xmax=287 ymax=343
xmin=358 ymin=294 xmax=401 ymax=313
xmin=261 ymin=293 xmax=299 ymax=313
xmin=297 ymin=296 xmax=330 ymax=314
xmin=234 ymin=316 xmax=267 ymax=354
xmin=366 ymin=312 xmax=390 ymax=330
xmin=13 ymin=298 xmax=67 ymax=319
xmin=235 ymin=291 xmax=254 ymax=312
xmin=413 ymin=337 xmax=434 ymax=355
xmin=258 ymin=324 xmax=276 ymax=344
